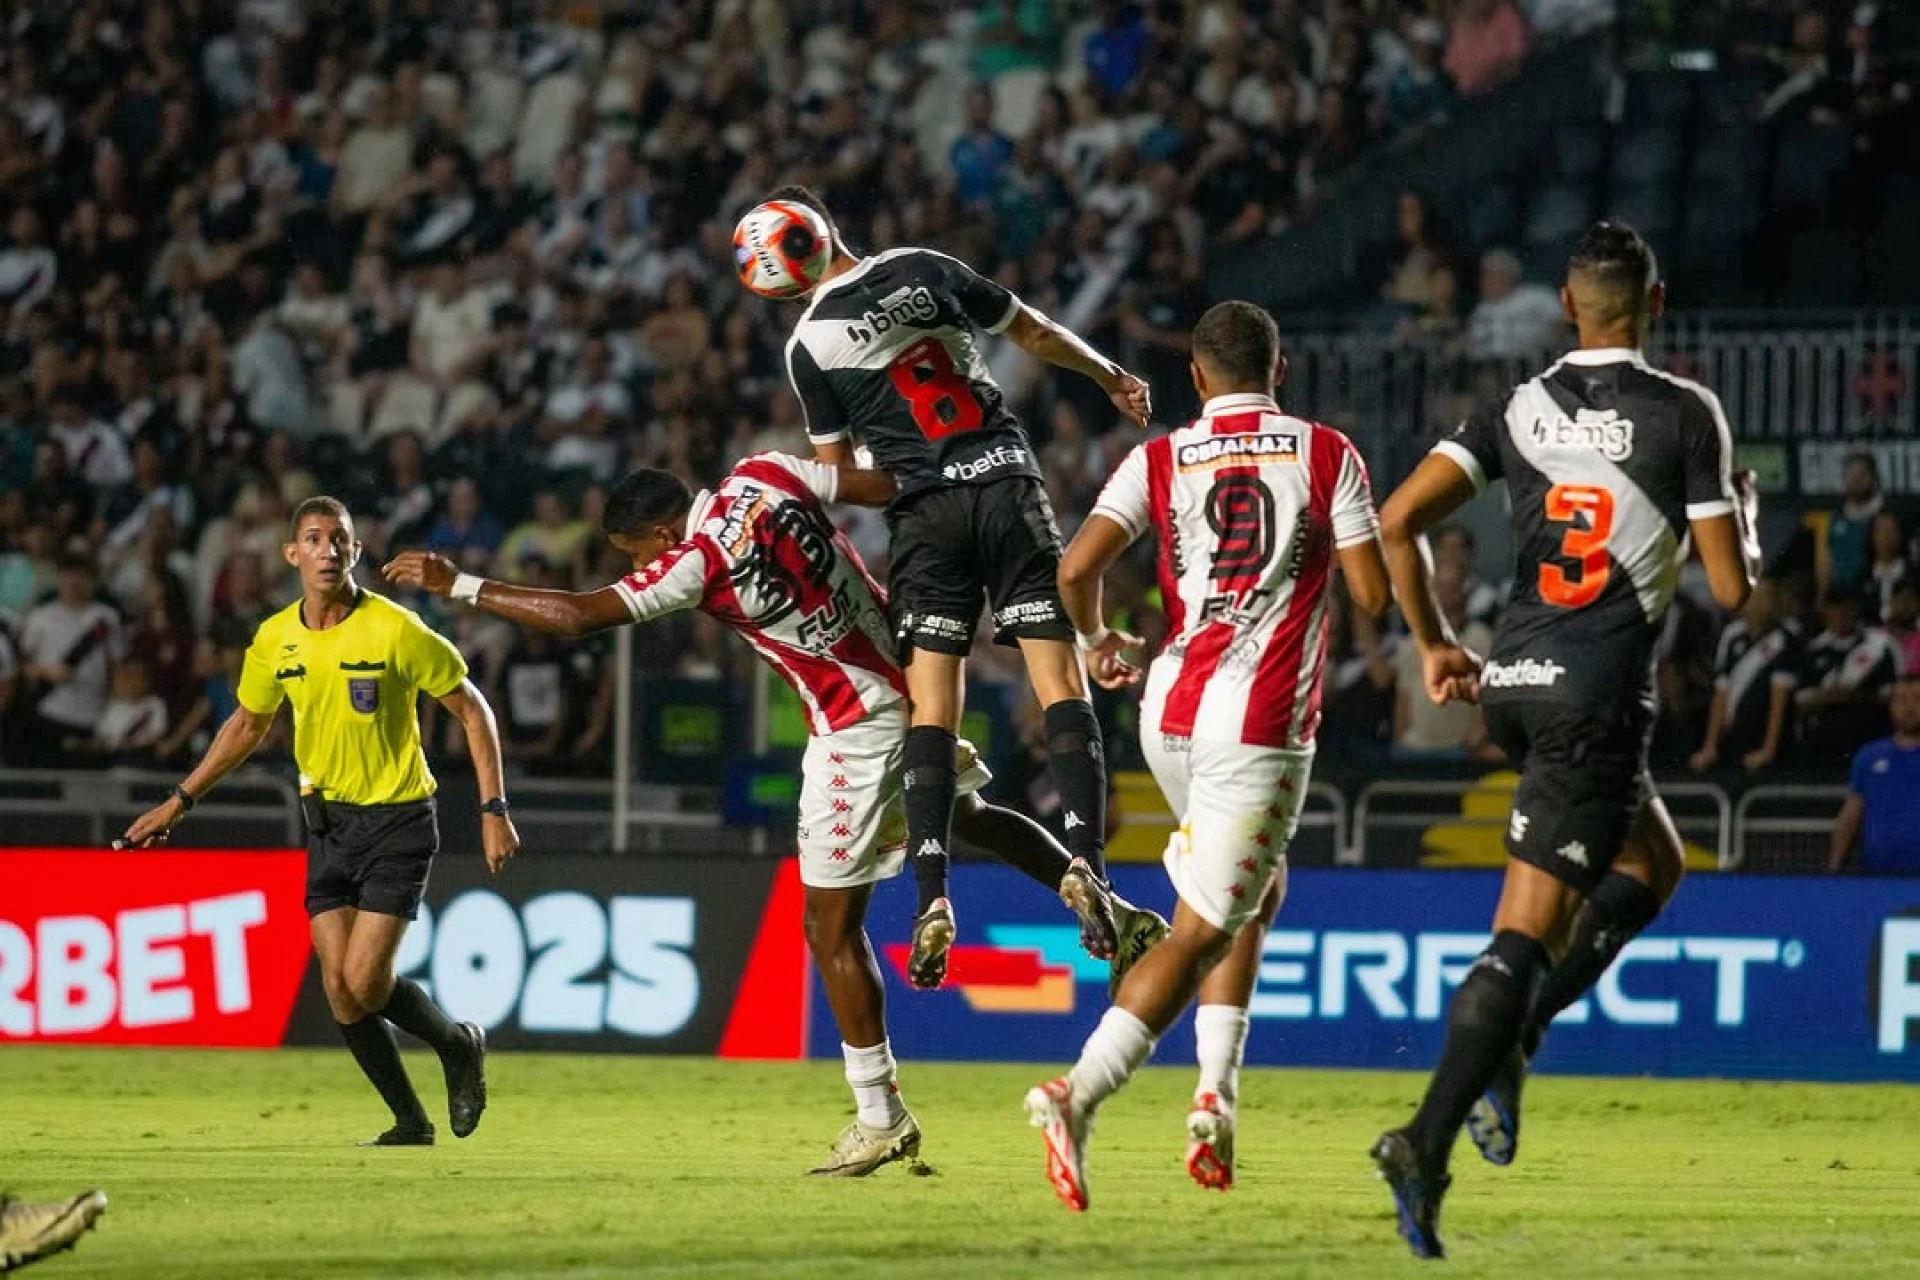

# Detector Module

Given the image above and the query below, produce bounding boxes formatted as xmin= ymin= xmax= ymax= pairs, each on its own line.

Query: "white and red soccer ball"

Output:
xmin=732 ymin=200 xmax=834 ymax=300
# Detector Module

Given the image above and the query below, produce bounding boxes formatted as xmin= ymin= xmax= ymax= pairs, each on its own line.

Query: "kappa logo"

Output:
xmin=1063 ymin=812 xmax=1084 ymax=831
xmin=916 ymin=839 xmax=945 ymax=860
xmin=1557 ymin=840 xmax=1590 ymax=868
xmin=1508 ymin=810 xmax=1531 ymax=844
xmin=1874 ymin=758 xmax=1892 ymax=774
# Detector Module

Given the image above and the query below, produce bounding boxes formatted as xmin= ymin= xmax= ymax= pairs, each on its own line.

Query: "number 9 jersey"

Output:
xmin=1091 ymin=393 xmax=1381 ymax=752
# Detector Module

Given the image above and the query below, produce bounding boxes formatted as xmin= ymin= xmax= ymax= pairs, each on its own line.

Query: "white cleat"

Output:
xmin=0 ymin=1190 xmax=108 ymax=1271
xmin=1025 ymin=1078 xmax=1092 ymax=1211
xmin=1108 ymin=898 xmax=1171 ymax=998
xmin=1185 ymin=1092 xmax=1235 ymax=1191
xmin=806 ymin=1112 xmax=922 ymax=1177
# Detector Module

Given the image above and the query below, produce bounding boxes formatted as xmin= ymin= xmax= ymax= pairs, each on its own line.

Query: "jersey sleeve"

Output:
xmin=1329 ymin=433 xmax=1381 ymax=549
xmin=612 ymin=542 xmax=711 ymax=623
xmin=1679 ymin=382 xmax=1737 ymax=520
xmin=395 ymin=608 xmax=470 ymax=699
xmin=1088 ymin=441 xmax=1153 ymax=543
xmin=235 ymin=627 xmax=287 ymax=715
xmin=1432 ymin=391 xmax=1511 ymax=493
xmin=925 ymin=250 xmax=1021 ymax=334
xmin=1849 ymin=743 xmax=1874 ymax=794
xmin=784 ymin=336 xmax=849 ymax=445
xmin=747 ymin=452 xmax=839 ymax=504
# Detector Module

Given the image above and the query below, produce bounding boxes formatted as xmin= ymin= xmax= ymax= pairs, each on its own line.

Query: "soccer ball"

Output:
xmin=732 ymin=201 xmax=834 ymax=300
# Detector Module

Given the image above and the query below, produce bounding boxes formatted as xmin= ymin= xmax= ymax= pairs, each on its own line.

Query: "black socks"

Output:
xmin=1408 ymin=929 xmax=1549 ymax=1168
xmin=338 ymin=1015 xmax=429 ymax=1129
xmin=903 ymin=725 xmax=957 ymax=916
xmin=954 ymin=797 xmax=1074 ymax=891
xmin=379 ymin=978 xmax=463 ymax=1055
xmin=1043 ymin=699 xmax=1107 ymax=876
xmin=1523 ymin=873 xmax=1664 ymax=1058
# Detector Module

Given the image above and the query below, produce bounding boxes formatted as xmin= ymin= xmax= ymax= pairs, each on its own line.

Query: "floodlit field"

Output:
xmin=4 ymin=1048 xmax=1917 ymax=1278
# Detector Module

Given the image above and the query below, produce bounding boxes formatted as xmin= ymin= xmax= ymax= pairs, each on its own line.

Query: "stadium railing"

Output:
xmin=1730 ymin=784 xmax=1849 ymax=874
xmin=0 ymin=768 xmax=299 ymax=849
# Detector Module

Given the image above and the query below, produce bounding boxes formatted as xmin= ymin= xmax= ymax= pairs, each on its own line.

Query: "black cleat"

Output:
xmin=907 ymin=898 xmax=956 ymax=990
xmin=1466 ymin=1044 xmax=1527 ymax=1167
xmin=444 ymin=1021 xmax=488 ymax=1139
xmin=359 ymin=1122 xmax=435 ymax=1147
xmin=1058 ymin=858 xmax=1118 ymax=961
xmin=1371 ymin=1129 xmax=1450 ymax=1260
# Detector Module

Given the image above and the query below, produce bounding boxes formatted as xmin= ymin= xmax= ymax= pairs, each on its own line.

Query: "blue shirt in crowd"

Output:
xmin=951 ymin=129 xmax=1013 ymax=207
xmin=1848 ymin=736 xmax=1920 ymax=873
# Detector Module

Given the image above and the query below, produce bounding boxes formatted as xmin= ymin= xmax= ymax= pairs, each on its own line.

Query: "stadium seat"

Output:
xmin=1552 ymin=122 xmax=1608 ymax=180
xmin=1612 ymin=126 xmax=1684 ymax=186
xmin=513 ymin=72 xmax=588 ymax=189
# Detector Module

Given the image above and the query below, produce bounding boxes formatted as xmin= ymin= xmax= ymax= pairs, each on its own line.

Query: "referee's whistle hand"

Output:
xmin=117 ymin=799 xmax=181 ymax=850
xmin=483 ymin=813 xmax=520 ymax=876
xmin=383 ymin=551 xmax=456 ymax=596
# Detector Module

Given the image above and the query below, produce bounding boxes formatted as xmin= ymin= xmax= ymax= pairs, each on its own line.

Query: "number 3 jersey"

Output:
xmin=1434 ymin=346 xmax=1738 ymax=708
xmin=1092 ymin=393 xmax=1380 ymax=751
xmin=784 ymin=247 xmax=1040 ymax=499
xmin=610 ymin=453 xmax=906 ymax=735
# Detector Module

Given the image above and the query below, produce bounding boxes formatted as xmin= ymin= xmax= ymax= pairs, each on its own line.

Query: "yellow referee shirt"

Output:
xmin=236 ymin=590 xmax=469 ymax=806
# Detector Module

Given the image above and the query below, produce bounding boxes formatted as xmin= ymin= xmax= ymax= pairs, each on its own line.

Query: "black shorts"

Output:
xmin=1482 ymin=695 xmax=1654 ymax=895
xmin=305 ymin=798 xmax=438 ymax=920
xmin=886 ymin=476 xmax=1073 ymax=655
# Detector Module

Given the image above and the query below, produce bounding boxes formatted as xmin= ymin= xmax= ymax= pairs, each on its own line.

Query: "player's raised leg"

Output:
xmin=1186 ymin=868 xmax=1286 ymax=1191
xmin=802 ymin=883 xmax=921 ymax=1176
xmin=900 ymin=648 xmax=964 ymax=989
xmin=1020 ymin=636 xmax=1116 ymax=936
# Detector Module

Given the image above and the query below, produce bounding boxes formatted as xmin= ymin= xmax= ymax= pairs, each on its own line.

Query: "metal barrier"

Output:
xmin=510 ymin=777 xmax=725 ymax=855
xmin=1352 ymin=777 xmax=1732 ymax=869
xmin=1731 ymin=785 xmax=1848 ymax=875
xmin=0 ymin=768 xmax=300 ymax=848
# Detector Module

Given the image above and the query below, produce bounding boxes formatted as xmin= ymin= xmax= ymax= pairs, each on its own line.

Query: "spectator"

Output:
xmin=1830 ymin=675 xmax=1920 ymax=874
xmin=1866 ymin=508 xmax=1910 ymax=622
xmin=47 ymin=388 xmax=132 ymax=498
xmin=1891 ymin=580 xmax=1920 ymax=674
xmin=18 ymin=552 xmax=121 ymax=767
xmin=1377 ymin=191 xmax=1451 ymax=326
xmin=69 ymin=658 xmax=170 ymax=764
xmin=951 ymin=84 xmax=1015 ymax=208
xmin=425 ymin=476 xmax=505 ymax=573
xmin=1465 ymin=248 xmax=1567 ymax=361
xmin=1085 ymin=1 xmax=1151 ymax=103
xmin=0 ymin=207 xmax=58 ymax=321
xmin=1820 ymin=450 xmax=1882 ymax=600
xmin=975 ymin=0 xmax=1060 ymax=80
xmin=1445 ymin=0 xmax=1534 ymax=97
xmin=498 ymin=490 xmax=590 ymax=583
xmin=1692 ymin=579 xmax=1801 ymax=773
xmin=1387 ymin=20 xmax=1454 ymax=131
xmin=1800 ymin=586 xmax=1903 ymax=767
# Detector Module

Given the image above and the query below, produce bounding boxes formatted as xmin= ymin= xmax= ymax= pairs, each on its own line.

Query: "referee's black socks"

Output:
xmin=381 ymin=977 xmax=463 ymax=1056
xmin=1043 ymin=699 xmax=1108 ymax=877
xmin=338 ymin=1016 xmax=431 ymax=1130
xmin=1407 ymin=929 xmax=1548 ymax=1169
xmin=903 ymin=725 xmax=957 ymax=917
xmin=1522 ymin=873 xmax=1664 ymax=1059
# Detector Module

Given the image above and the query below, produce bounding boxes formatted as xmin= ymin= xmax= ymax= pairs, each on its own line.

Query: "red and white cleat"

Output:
xmin=1025 ymin=1078 xmax=1091 ymax=1212
xmin=1185 ymin=1092 xmax=1235 ymax=1191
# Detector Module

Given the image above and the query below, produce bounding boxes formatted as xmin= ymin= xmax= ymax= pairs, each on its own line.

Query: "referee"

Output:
xmin=119 ymin=496 xmax=518 ymax=1146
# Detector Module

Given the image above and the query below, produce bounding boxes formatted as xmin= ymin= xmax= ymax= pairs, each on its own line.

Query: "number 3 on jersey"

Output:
xmin=1539 ymin=483 xmax=1614 ymax=608
xmin=889 ymin=337 xmax=982 ymax=440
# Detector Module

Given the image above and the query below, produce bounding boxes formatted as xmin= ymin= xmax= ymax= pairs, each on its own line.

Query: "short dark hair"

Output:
xmin=764 ymin=184 xmax=840 ymax=248
xmin=603 ymin=469 xmax=693 ymax=537
xmin=1567 ymin=220 xmax=1659 ymax=301
xmin=289 ymin=494 xmax=353 ymax=540
xmin=1845 ymin=449 xmax=1879 ymax=479
xmin=1191 ymin=301 xmax=1280 ymax=389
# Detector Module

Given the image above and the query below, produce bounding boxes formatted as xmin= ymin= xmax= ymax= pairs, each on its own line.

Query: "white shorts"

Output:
xmin=797 ymin=705 xmax=992 ymax=890
xmin=1141 ymin=730 xmax=1313 ymax=934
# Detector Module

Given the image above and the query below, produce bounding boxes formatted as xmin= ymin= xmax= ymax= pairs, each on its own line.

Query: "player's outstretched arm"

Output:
xmin=1057 ymin=513 xmax=1144 ymax=690
xmin=1380 ymin=453 xmax=1481 ymax=704
xmin=1003 ymin=305 xmax=1151 ymax=427
xmin=116 ymin=706 xmax=277 ymax=847
xmin=383 ymin=551 xmax=633 ymax=639
xmin=437 ymin=678 xmax=520 ymax=875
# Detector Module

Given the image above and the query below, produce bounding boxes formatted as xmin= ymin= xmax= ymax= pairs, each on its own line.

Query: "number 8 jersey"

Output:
xmin=1434 ymin=346 xmax=1737 ymax=707
xmin=1091 ymin=393 xmax=1380 ymax=751
xmin=784 ymin=247 xmax=1040 ymax=499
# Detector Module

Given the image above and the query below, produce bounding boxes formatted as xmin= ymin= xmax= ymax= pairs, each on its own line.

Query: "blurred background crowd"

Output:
xmin=0 ymin=0 xmax=1915 ymax=802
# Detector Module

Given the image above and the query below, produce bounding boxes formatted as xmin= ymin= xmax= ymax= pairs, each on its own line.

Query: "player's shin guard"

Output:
xmin=1194 ymin=1004 xmax=1251 ymax=1108
xmin=903 ymin=725 xmax=958 ymax=916
xmin=379 ymin=977 xmax=461 ymax=1054
xmin=1044 ymin=699 xmax=1108 ymax=875
xmin=1406 ymin=930 xmax=1547 ymax=1169
xmin=338 ymin=1016 xmax=431 ymax=1130
xmin=1523 ymin=873 xmax=1663 ymax=1058
xmin=1066 ymin=1006 xmax=1156 ymax=1110
xmin=842 ymin=1040 xmax=906 ymax=1129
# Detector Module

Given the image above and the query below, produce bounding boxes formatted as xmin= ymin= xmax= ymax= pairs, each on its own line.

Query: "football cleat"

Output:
xmin=1025 ymin=1078 xmax=1092 ymax=1212
xmin=1370 ymin=1129 xmax=1450 ymax=1260
xmin=907 ymin=898 xmax=956 ymax=990
xmin=358 ymin=1123 xmax=435 ymax=1147
xmin=1185 ymin=1092 xmax=1235 ymax=1191
xmin=1107 ymin=898 xmax=1171 ymax=999
xmin=1058 ymin=858 xmax=1118 ymax=960
xmin=806 ymin=1112 xmax=922 ymax=1177
xmin=1466 ymin=1044 xmax=1528 ymax=1167
xmin=444 ymin=1021 xmax=489 ymax=1139
xmin=0 ymin=1190 xmax=107 ymax=1272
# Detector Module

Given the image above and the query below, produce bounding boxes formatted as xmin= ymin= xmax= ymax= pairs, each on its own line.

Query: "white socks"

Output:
xmin=1066 ymin=1007 xmax=1157 ymax=1109
xmin=1194 ymin=1004 xmax=1251 ymax=1108
xmin=842 ymin=1040 xmax=906 ymax=1129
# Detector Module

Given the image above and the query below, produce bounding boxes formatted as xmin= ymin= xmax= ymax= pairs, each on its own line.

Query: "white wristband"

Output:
xmin=1075 ymin=626 xmax=1113 ymax=654
xmin=450 ymin=573 xmax=485 ymax=605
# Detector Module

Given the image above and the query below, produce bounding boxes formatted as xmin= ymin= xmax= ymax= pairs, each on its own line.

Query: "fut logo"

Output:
xmin=1175 ymin=432 xmax=1300 ymax=472
xmin=843 ymin=286 xmax=939 ymax=344
xmin=1529 ymin=408 xmax=1635 ymax=461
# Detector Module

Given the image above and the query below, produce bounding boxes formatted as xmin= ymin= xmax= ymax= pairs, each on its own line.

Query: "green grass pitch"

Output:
xmin=3 ymin=1048 xmax=1917 ymax=1278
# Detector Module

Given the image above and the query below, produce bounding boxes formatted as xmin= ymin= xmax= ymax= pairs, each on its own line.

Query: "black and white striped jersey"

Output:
xmin=1715 ymin=618 xmax=1803 ymax=758
xmin=1434 ymin=346 xmax=1738 ymax=707
xmin=783 ymin=247 xmax=1040 ymax=500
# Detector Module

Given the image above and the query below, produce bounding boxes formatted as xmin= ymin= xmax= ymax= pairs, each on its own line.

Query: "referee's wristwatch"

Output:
xmin=480 ymin=797 xmax=511 ymax=818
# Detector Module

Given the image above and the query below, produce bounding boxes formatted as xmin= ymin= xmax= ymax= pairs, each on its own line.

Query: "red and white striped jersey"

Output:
xmin=611 ymin=453 xmax=905 ymax=736
xmin=1091 ymin=393 xmax=1379 ymax=751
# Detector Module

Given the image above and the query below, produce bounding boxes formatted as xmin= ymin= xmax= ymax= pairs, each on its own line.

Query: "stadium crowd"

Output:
xmin=0 ymin=0 xmax=1909 ymax=810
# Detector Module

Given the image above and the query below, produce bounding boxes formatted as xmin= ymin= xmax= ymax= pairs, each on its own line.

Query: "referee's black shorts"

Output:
xmin=1483 ymin=692 xmax=1654 ymax=895
xmin=886 ymin=475 xmax=1074 ymax=655
xmin=305 ymin=797 xmax=438 ymax=920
